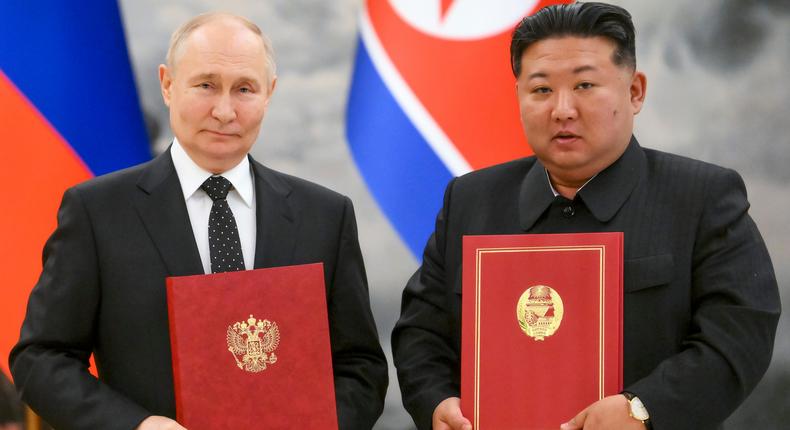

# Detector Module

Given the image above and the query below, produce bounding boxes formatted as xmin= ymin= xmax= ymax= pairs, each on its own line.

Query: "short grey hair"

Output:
xmin=166 ymin=12 xmax=277 ymax=85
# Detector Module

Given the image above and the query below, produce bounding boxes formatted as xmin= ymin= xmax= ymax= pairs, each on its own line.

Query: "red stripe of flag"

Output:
xmin=0 ymin=71 xmax=92 ymax=377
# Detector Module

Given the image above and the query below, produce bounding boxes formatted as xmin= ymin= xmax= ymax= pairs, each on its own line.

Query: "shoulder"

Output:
xmin=643 ymin=147 xmax=738 ymax=180
xmin=641 ymin=147 xmax=744 ymax=195
xmin=69 ymin=158 xmax=155 ymax=203
xmin=431 ymin=156 xmax=539 ymax=224
xmin=252 ymin=160 xmax=350 ymax=211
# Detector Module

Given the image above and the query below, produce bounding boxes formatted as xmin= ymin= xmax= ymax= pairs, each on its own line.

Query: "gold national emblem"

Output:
xmin=226 ymin=314 xmax=280 ymax=373
xmin=516 ymin=285 xmax=564 ymax=341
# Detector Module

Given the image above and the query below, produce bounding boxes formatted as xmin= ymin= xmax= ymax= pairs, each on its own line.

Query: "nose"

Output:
xmin=211 ymin=93 xmax=237 ymax=123
xmin=551 ymin=90 xmax=577 ymax=122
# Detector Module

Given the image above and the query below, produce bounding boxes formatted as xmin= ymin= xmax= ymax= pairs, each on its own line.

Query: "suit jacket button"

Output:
xmin=563 ymin=205 xmax=575 ymax=217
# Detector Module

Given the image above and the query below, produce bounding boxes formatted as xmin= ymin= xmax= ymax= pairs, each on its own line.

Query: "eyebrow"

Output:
xmin=190 ymin=73 xmax=219 ymax=81
xmin=189 ymin=73 xmax=261 ymax=87
xmin=527 ymin=71 xmax=548 ymax=80
xmin=526 ymin=65 xmax=598 ymax=80
xmin=572 ymin=65 xmax=597 ymax=74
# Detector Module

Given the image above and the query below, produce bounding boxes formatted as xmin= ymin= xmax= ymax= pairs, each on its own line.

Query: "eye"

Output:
xmin=197 ymin=82 xmax=213 ymax=90
xmin=575 ymin=82 xmax=594 ymax=90
xmin=531 ymin=86 xmax=551 ymax=95
xmin=239 ymin=87 xmax=252 ymax=94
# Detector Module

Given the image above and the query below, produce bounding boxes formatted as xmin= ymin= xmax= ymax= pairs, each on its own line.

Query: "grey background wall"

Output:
xmin=118 ymin=1 xmax=789 ymax=428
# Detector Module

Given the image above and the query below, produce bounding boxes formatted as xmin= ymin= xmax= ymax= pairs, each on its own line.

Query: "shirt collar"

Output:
xmin=519 ymin=136 xmax=645 ymax=230
xmin=170 ymin=138 xmax=254 ymax=208
xmin=546 ymin=169 xmax=597 ymax=197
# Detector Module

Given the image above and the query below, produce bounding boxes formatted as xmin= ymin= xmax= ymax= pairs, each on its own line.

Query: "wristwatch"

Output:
xmin=622 ymin=391 xmax=650 ymax=426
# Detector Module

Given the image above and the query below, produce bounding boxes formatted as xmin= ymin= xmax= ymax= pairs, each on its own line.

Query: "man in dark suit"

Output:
xmin=10 ymin=12 xmax=387 ymax=430
xmin=391 ymin=3 xmax=780 ymax=430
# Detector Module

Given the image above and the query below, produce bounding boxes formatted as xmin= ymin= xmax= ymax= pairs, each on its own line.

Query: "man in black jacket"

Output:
xmin=11 ymin=12 xmax=387 ymax=430
xmin=392 ymin=3 xmax=780 ymax=430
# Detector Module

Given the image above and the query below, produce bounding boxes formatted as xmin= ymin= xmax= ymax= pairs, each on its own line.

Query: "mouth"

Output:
xmin=204 ymin=130 xmax=240 ymax=138
xmin=552 ymin=131 xmax=580 ymax=144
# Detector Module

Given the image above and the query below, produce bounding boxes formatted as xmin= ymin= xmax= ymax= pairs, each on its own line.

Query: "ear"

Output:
xmin=159 ymin=64 xmax=173 ymax=107
xmin=629 ymin=70 xmax=647 ymax=115
xmin=264 ymin=75 xmax=278 ymax=108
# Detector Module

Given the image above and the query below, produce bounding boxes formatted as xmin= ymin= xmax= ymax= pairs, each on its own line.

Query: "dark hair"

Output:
xmin=510 ymin=2 xmax=636 ymax=77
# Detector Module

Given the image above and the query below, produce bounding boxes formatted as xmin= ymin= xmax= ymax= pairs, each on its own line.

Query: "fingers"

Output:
xmin=560 ymin=407 xmax=587 ymax=430
xmin=433 ymin=397 xmax=473 ymax=430
xmin=135 ymin=415 xmax=188 ymax=430
xmin=445 ymin=408 xmax=472 ymax=430
xmin=449 ymin=415 xmax=473 ymax=430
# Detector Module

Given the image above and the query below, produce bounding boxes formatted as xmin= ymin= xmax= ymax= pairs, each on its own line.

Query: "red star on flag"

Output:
xmin=440 ymin=0 xmax=456 ymax=22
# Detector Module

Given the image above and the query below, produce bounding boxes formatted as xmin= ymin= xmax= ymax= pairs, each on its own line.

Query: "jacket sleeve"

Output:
xmin=9 ymin=187 xmax=150 ymax=430
xmin=626 ymin=168 xmax=781 ymax=430
xmin=329 ymin=196 xmax=389 ymax=430
xmin=392 ymin=179 xmax=461 ymax=430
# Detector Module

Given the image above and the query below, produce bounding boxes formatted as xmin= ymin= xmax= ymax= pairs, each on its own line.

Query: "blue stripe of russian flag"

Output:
xmin=0 ymin=0 xmax=150 ymax=175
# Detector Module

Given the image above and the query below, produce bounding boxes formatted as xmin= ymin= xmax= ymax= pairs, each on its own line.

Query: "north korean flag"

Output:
xmin=346 ymin=0 xmax=568 ymax=257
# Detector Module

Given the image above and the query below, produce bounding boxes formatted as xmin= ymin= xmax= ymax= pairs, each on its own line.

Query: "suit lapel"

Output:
xmin=250 ymin=157 xmax=296 ymax=269
xmin=134 ymin=149 xmax=204 ymax=277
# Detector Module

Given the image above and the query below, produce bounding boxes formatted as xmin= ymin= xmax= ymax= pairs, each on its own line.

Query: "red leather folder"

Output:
xmin=461 ymin=233 xmax=623 ymax=429
xmin=166 ymin=263 xmax=338 ymax=429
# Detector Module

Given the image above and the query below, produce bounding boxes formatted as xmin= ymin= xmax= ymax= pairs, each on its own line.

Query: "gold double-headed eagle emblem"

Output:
xmin=226 ymin=315 xmax=280 ymax=373
xmin=516 ymin=285 xmax=564 ymax=341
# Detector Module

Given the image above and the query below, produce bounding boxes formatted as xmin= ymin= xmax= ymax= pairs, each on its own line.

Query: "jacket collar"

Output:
xmin=135 ymin=148 xmax=204 ymax=276
xmin=135 ymin=147 xmax=297 ymax=274
xmin=519 ymin=136 xmax=645 ymax=230
xmin=249 ymin=156 xmax=296 ymax=269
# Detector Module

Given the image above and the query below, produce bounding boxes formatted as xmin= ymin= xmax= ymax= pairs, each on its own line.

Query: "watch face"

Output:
xmin=630 ymin=397 xmax=650 ymax=421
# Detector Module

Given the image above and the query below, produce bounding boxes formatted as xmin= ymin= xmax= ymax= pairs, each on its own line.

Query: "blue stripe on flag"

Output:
xmin=346 ymin=36 xmax=453 ymax=257
xmin=0 ymin=0 xmax=150 ymax=175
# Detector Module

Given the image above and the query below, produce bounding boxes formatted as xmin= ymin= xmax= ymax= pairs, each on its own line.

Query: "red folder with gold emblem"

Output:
xmin=166 ymin=263 xmax=338 ymax=429
xmin=461 ymin=233 xmax=623 ymax=429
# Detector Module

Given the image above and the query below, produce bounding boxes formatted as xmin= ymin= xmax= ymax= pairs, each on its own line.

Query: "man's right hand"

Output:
xmin=135 ymin=416 xmax=187 ymax=430
xmin=433 ymin=397 xmax=472 ymax=430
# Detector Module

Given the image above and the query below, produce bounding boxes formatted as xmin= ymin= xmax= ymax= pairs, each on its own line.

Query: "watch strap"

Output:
xmin=622 ymin=391 xmax=653 ymax=429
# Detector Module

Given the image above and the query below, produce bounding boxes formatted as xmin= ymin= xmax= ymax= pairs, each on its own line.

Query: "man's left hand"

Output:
xmin=560 ymin=394 xmax=646 ymax=430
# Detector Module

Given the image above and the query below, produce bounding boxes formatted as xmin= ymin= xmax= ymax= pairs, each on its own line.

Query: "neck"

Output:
xmin=549 ymin=173 xmax=590 ymax=200
xmin=553 ymin=182 xmax=580 ymax=200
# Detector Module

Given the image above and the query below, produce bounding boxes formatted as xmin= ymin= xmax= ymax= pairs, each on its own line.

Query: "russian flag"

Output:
xmin=0 ymin=1 xmax=150 ymax=376
xmin=346 ymin=0 xmax=568 ymax=257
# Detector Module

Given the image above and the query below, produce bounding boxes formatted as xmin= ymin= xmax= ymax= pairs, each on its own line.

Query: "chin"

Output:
xmin=545 ymin=155 xmax=595 ymax=173
xmin=200 ymin=139 xmax=244 ymax=153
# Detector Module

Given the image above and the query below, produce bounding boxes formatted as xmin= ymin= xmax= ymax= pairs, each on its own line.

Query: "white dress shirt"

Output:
xmin=170 ymin=139 xmax=256 ymax=274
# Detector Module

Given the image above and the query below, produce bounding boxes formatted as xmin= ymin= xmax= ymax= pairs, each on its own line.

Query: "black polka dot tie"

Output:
xmin=201 ymin=176 xmax=245 ymax=273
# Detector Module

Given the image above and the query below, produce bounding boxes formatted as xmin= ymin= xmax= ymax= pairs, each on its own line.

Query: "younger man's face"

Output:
xmin=516 ymin=36 xmax=646 ymax=186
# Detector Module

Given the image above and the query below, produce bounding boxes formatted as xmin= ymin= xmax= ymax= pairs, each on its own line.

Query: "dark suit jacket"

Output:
xmin=391 ymin=137 xmax=780 ymax=430
xmin=10 ymin=149 xmax=388 ymax=430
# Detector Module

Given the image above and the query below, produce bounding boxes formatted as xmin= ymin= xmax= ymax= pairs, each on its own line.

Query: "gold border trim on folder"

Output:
xmin=473 ymin=245 xmax=605 ymax=429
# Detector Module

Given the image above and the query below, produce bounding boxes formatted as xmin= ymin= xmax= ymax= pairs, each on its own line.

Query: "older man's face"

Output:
xmin=159 ymin=18 xmax=275 ymax=173
xmin=516 ymin=36 xmax=646 ymax=188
